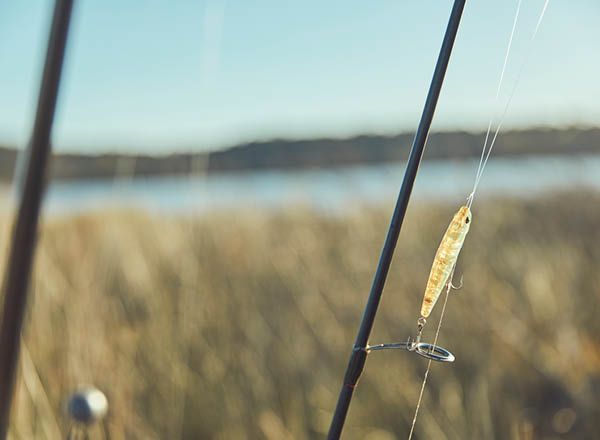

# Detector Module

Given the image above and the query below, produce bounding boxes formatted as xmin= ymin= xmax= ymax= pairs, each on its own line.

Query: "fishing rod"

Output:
xmin=327 ymin=1 xmax=466 ymax=438
xmin=0 ymin=0 xmax=74 ymax=436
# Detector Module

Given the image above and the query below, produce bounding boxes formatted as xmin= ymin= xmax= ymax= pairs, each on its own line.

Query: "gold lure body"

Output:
xmin=420 ymin=206 xmax=472 ymax=318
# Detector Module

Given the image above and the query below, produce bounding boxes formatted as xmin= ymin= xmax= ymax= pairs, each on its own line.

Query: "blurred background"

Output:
xmin=0 ymin=0 xmax=599 ymax=438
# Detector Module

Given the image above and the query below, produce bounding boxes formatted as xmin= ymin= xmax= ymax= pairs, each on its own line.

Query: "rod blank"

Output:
xmin=0 ymin=0 xmax=74 ymax=436
xmin=327 ymin=1 xmax=467 ymax=438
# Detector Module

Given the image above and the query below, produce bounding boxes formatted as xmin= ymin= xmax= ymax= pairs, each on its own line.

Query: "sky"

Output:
xmin=0 ymin=0 xmax=599 ymax=154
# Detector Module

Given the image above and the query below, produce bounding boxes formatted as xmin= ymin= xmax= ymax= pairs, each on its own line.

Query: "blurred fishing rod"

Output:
xmin=0 ymin=0 xmax=74 ymax=436
xmin=326 ymin=1 xmax=466 ymax=438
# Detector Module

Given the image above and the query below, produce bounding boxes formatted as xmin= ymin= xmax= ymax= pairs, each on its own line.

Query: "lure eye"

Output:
xmin=465 ymin=217 xmax=470 ymax=224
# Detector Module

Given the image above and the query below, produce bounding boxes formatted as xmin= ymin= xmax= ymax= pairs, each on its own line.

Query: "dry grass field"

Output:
xmin=2 ymin=191 xmax=599 ymax=439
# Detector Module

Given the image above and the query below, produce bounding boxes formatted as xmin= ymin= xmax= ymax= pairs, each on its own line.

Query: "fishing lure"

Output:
xmin=420 ymin=205 xmax=471 ymax=319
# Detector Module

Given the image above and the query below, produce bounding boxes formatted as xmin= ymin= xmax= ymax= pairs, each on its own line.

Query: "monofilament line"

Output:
xmin=468 ymin=0 xmax=551 ymax=208
xmin=407 ymin=279 xmax=453 ymax=440
xmin=472 ymin=0 xmax=521 ymax=199
xmin=468 ymin=0 xmax=522 ymax=208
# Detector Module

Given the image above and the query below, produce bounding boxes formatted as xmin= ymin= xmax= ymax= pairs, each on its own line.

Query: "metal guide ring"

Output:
xmin=414 ymin=342 xmax=455 ymax=363
xmin=366 ymin=341 xmax=455 ymax=363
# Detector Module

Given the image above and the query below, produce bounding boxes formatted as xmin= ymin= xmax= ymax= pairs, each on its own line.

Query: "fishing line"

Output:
xmin=173 ymin=3 xmax=227 ymax=435
xmin=468 ymin=0 xmax=551 ymax=208
xmin=408 ymin=2 xmax=551 ymax=437
xmin=407 ymin=280 xmax=452 ymax=440
xmin=472 ymin=0 xmax=522 ymax=193
xmin=408 ymin=0 xmax=526 ymax=431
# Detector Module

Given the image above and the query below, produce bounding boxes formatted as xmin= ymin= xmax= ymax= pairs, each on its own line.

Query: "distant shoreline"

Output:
xmin=0 ymin=127 xmax=598 ymax=182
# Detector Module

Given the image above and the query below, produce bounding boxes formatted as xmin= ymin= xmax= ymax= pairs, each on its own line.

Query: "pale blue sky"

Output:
xmin=0 ymin=1 xmax=599 ymax=153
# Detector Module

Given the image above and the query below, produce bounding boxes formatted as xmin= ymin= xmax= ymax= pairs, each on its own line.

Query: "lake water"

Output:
xmin=22 ymin=154 xmax=600 ymax=215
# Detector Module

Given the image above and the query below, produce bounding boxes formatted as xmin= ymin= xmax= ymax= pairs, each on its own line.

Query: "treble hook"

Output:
xmin=450 ymin=274 xmax=463 ymax=291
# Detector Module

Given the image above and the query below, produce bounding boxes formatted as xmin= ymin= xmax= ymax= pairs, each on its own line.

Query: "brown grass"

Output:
xmin=2 ymin=192 xmax=599 ymax=439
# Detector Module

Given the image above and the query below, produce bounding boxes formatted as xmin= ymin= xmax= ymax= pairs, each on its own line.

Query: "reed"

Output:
xmin=2 ymin=191 xmax=598 ymax=438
